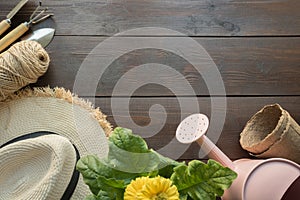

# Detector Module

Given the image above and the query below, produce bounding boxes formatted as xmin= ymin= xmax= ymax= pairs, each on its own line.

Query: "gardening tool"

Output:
xmin=21 ymin=28 xmax=55 ymax=48
xmin=0 ymin=0 xmax=28 ymax=36
xmin=0 ymin=4 xmax=53 ymax=52
xmin=0 ymin=28 xmax=55 ymax=57
xmin=176 ymin=113 xmax=300 ymax=200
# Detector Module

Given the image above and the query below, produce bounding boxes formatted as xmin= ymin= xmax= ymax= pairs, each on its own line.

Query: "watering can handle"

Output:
xmin=197 ymin=135 xmax=235 ymax=170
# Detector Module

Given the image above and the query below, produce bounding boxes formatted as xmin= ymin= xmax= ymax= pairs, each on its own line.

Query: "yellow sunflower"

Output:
xmin=124 ymin=176 xmax=179 ymax=200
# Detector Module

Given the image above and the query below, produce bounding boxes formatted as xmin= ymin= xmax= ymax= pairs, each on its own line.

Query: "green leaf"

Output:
xmin=76 ymin=155 xmax=134 ymax=194
xmin=96 ymin=191 xmax=112 ymax=200
xmin=76 ymin=153 xmax=158 ymax=195
xmin=152 ymin=150 xmax=186 ymax=178
xmin=171 ymin=159 xmax=237 ymax=200
xmin=84 ymin=190 xmax=112 ymax=200
xmin=109 ymin=127 xmax=184 ymax=176
xmin=179 ymin=193 xmax=188 ymax=200
xmin=84 ymin=194 xmax=100 ymax=200
xmin=109 ymin=127 xmax=149 ymax=153
xmin=107 ymin=140 xmax=161 ymax=174
xmin=76 ymin=155 xmax=107 ymax=195
xmin=76 ymin=156 xmax=126 ymax=199
xmin=95 ymin=176 xmax=125 ymax=199
xmin=108 ymin=127 xmax=158 ymax=173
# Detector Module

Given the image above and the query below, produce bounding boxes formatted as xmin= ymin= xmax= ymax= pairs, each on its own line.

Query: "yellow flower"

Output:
xmin=124 ymin=176 xmax=179 ymax=200
xmin=124 ymin=176 xmax=149 ymax=200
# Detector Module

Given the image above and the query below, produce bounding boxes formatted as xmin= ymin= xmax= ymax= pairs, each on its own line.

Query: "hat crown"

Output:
xmin=0 ymin=134 xmax=76 ymax=200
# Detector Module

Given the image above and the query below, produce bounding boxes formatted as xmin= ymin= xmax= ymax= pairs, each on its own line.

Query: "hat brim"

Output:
xmin=0 ymin=87 xmax=112 ymax=199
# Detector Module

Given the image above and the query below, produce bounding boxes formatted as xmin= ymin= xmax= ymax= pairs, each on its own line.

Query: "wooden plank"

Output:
xmin=1 ymin=0 xmax=300 ymax=36
xmin=33 ymin=36 xmax=300 ymax=96
xmin=93 ymin=96 xmax=300 ymax=160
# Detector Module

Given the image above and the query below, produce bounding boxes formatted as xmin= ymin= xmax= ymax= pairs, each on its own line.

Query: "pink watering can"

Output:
xmin=176 ymin=113 xmax=300 ymax=200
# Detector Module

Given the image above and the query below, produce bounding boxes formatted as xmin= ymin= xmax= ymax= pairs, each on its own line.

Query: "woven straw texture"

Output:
xmin=0 ymin=135 xmax=76 ymax=200
xmin=0 ymin=87 xmax=112 ymax=199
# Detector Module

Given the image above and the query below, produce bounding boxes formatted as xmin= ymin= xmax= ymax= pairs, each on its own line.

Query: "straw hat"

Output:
xmin=0 ymin=134 xmax=77 ymax=199
xmin=0 ymin=87 xmax=112 ymax=199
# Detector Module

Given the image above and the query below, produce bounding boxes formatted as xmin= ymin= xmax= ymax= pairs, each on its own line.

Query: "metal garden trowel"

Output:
xmin=0 ymin=28 xmax=54 ymax=57
xmin=21 ymin=28 xmax=55 ymax=48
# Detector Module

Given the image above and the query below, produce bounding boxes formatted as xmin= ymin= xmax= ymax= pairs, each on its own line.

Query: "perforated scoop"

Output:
xmin=176 ymin=113 xmax=234 ymax=169
xmin=176 ymin=113 xmax=209 ymax=143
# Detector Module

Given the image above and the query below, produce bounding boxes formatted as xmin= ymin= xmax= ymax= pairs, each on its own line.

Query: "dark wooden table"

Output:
xmin=1 ymin=0 xmax=299 ymax=163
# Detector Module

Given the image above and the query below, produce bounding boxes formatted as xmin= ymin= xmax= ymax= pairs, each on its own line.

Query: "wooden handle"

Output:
xmin=0 ymin=20 xmax=11 ymax=36
xmin=0 ymin=23 xmax=29 ymax=52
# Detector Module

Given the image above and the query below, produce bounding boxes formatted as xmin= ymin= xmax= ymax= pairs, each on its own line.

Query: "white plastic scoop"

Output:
xmin=176 ymin=113 xmax=300 ymax=200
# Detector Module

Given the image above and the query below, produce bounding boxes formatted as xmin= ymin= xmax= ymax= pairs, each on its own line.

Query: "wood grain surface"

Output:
xmin=34 ymin=36 xmax=300 ymax=96
xmin=93 ymin=96 xmax=300 ymax=160
xmin=1 ymin=0 xmax=300 ymax=36
xmin=0 ymin=0 xmax=299 ymax=162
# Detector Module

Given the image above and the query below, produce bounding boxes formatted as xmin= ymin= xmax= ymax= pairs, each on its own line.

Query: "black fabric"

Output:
xmin=0 ymin=131 xmax=54 ymax=148
xmin=61 ymin=144 xmax=80 ymax=200
xmin=0 ymin=131 xmax=80 ymax=200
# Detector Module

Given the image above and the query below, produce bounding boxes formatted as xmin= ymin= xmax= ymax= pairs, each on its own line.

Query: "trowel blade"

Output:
xmin=21 ymin=28 xmax=55 ymax=48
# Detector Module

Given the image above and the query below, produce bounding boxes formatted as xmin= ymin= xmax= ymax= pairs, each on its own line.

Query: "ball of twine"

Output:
xmin=0 ymin=40 xmax=50 ymax=101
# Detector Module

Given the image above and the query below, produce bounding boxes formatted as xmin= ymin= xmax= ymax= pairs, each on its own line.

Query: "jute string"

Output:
xmin=0 ymin=40 xmax=50 ymax=101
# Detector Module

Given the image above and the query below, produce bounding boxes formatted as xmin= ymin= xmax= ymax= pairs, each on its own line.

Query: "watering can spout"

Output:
xmin=176 ymin=113 xmax=235 ymax=169
xmin=197 ymin=135 xmax=235 ymax=170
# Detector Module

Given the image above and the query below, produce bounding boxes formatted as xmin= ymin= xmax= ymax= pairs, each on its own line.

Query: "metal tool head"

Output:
xmin=176 ymin=113 xmax=209 ymax=144
xmin=28 ymin=4 xmax=53 ymax=25
xmin=21 ymin=28 xmax=55 ymax=47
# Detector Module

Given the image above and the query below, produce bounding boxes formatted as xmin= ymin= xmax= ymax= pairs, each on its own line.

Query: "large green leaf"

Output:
xmin=108 ymin=127 xmax=182 ymax=175
xmin=95 ymin=176 xmax=125 ymax=200
xmin=76 ymin=155 xmax=108 ymax=195
xmin=76 ymin=155 xmax=140 ymax=194
xmin=84 ymin=194 xmax=101 ymax=200
xmin=109 ymin=127 xmax=149 ymax=153
xmin=151 ymin=150 xmax=186 ymax=178
xmin=107 ymin=140 xmax=161 ymax=174
xmin=171 ymin=160 xmax=237 ymax=200
xmin=84 ymin=190 xmax=113 ymax=200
